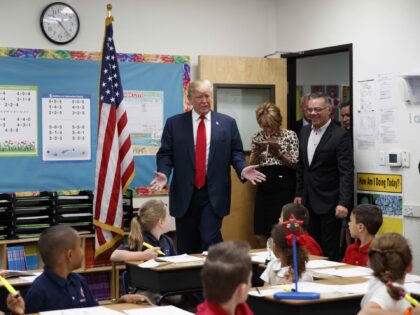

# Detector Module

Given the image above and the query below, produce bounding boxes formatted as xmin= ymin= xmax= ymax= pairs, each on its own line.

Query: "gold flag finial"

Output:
xmin=106 ymin=4 xmax=113 ymax=23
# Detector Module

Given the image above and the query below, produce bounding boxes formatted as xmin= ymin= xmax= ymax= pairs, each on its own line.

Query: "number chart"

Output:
xmin=0 ymin=85 xmax=38 ymax=157
xmin=41 ymin=94 xmax=91 ymax=161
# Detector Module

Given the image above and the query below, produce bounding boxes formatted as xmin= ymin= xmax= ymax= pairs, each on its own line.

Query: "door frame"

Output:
xmin=282 ymin=44 xmax=353 ymax=133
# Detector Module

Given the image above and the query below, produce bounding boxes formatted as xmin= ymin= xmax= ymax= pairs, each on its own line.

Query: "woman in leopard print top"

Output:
xmin=250 ymin=102 xmax=299 ymax=248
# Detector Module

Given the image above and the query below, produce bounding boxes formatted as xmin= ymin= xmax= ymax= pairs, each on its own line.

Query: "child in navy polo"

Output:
xmin=23 ymin=226 xmax=151 ymax=313
xmin=110 ymin=199 xmax=176 ymax=262
xmin=342 ymin=204 xmax=383 ymax=266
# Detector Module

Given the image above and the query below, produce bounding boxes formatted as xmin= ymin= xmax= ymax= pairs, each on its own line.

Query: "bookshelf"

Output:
xmin=0 ymin=190 xmax=138 ymax=302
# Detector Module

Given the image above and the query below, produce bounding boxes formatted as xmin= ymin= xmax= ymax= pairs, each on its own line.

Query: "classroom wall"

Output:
xmin=276 ymin=0 xmax=420 ymax=273
xmin=0 ymin=0 xmax=278 ymax=79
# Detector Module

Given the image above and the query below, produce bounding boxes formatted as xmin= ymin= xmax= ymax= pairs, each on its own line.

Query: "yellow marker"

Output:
xmin=0 ymin=276 xmax=18 ymax=296
xmin=280 ymin=285 xmax=292 ymax=292
xmin=404 ymin=293 xmax=419 ymax=307
xmin=143 ymin=242 xmax=165 ymax=256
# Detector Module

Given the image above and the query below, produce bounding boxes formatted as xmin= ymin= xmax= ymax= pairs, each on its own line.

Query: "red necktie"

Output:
xmin=195 ymin=116 xmax=206 ymax=189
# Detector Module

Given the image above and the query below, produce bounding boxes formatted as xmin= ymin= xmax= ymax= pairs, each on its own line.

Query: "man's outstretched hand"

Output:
xmin=241 ymin=165 xmax=266 ymax=185
xmin=150 ymin=171 xmax=168 ymax=191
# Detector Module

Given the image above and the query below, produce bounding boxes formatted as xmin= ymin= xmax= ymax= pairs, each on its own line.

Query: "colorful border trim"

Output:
xmin=0 ymin=47 xmax=191 ymax=111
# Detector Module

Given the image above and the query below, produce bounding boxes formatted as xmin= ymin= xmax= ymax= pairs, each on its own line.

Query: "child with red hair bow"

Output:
xmin=260 ymin=215 xmax=314 ymax=285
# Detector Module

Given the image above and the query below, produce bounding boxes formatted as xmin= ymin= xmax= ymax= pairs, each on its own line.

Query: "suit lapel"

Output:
xmin=185 ymin=111 xmax=195 ymax=166
xmin=208 ymin=111 xmax=217 ymax=164
xmin=301 ymin=126 xmax=311 ymax=167
xmin=311 ymin=122 xmax=333 ymax=165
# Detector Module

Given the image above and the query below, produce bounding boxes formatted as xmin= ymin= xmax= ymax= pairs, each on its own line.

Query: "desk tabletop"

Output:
xmin=126 ymin=253 xmax=205 ymax=271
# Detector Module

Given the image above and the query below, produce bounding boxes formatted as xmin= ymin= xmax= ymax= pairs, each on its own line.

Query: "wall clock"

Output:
xmin=40 ymin=2 xmax=80 ymax=44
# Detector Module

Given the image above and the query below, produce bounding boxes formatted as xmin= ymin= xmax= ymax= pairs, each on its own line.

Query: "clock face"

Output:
xmin=40 ymin=2 xmax=80 ymax=44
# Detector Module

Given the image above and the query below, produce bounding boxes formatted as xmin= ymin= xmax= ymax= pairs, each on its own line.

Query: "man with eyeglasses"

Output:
xmin=294 ymin=92 xmax=353 ymax=261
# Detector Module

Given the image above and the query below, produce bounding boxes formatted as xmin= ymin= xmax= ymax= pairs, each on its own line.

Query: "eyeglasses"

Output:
xmin=307 ymin=107 xmax=328 ymax=113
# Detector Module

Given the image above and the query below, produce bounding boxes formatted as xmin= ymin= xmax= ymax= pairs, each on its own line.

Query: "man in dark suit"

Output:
xmin=293 ymin=94 xmax=311 ymax=138
xmin=150 ymin=80 xmax=265 ymax=254
xmin=294 ymin=92 xmax=353 ymax=261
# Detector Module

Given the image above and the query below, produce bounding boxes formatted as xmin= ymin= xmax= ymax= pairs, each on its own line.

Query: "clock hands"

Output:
xmin=57 ymin=20 xmax=71 ymax=37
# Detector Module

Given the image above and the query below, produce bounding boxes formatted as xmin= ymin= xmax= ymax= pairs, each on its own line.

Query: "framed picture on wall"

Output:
xmin=310 ymin=85 xmax=325 ymax=93
xmin=296 ymin=85 xmax=303 ymax=120
xmin=342 ymin=85 xmax=350 ymax=102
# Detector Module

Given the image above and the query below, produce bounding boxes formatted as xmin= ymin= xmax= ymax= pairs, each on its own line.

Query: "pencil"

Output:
xmin=0 ymin=276 xmax=18 ymax=296
xmin=256 ymin=287 xmax=261 ymax=295
xmin=143 ymin=242 xmax=165 ymax=256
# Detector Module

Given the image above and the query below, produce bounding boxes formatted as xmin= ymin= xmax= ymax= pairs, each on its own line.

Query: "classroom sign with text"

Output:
xmin=357 ymin=173 xmax=402 ymax=193
xmin=357 ymin=173 xmax=403 ymax=235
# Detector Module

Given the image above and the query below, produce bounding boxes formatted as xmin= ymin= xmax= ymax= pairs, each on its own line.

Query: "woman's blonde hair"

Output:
xmin=255 ymin=102 xmax=282 ymax=130
xmin=128 ymin=199 xmax=167 ymax=250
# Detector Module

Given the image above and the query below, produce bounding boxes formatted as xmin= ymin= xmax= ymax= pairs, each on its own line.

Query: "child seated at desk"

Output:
xmin=279 ymin=203 xmax=323 ymax=256
xmin=342 ymin=204 xmax=383 ymax=266
xmin=261 ymin=222 xmax=313 ymax=285
xmin=359 ymin=233 xmax=420 ymax=315
xmin=21 ymin=226 xmax=152 ymax=314
xmin=196 ymin=241 xmax=253 ymax=315
xmin=111 ymin=199 xmax=176 ymax=262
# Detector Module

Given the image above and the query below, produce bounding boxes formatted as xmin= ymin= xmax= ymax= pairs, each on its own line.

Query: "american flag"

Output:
xmin=93 ymin=17 xmax=135 ymax=257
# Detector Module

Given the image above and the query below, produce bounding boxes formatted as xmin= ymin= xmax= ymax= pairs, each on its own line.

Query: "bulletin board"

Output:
xmin=0 ymin=47 xmax=190 ymax=193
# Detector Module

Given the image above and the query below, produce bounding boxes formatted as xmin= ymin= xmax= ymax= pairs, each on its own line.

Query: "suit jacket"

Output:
xmin=156 ymin=111 xmax=247 ymax=218
xmin=295 ymin=122 xmax=353 ymax=214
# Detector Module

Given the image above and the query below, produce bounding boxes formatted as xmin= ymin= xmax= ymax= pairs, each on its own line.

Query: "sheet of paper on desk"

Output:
xmin=405 ymin=282 xmax=420 ymax=295
xmin=316 ymin=266 xmax=373 ymax=277
xmin=41 ymin=306 xmax=123 ymax=315
xmin=306 ymin=260 xmax=346 ymax=269
xmin=156 ymin=254 xmax=204 ymax=263
xmin=123 ymin=305 xmax=193 ymax=314
xmin=250 ymin=251 xmax=269 ymax=264
xmin=18 ymin=271 xmax=42 ymax=282
xmin=333 ymin=282 xmax=369 ymax=294
xmin=405 ymin=273 xmax=420 ymax=283
xmin=138 ymin=260 xmax=168 ymax=268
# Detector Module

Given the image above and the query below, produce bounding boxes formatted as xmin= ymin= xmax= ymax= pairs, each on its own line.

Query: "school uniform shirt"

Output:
xmin=342 ymin=239 xmax=371 ymax=266
xmin=143 ymin=231 xmax=177 ymax=256
xmin=260 ymin=258 xmax=313 ymax=285
xmin=361 ymin=277 xmax=410 ymax=312
xmin=118 ymin=232 xmax=176 ymax=256
xmin=303 ymin=232 xmax=323 ymax=257
xmin=24 ymin=267 xmax=98 ymax=313
xmin=196 ymin=300 xmax=254 ymax=315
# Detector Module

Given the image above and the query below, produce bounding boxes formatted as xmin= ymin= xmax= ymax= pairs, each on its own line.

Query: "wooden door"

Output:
xmin=199 ymin=55 xmax=287 ymax=247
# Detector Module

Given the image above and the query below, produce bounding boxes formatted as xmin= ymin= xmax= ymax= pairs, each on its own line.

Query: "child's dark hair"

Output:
xmin=39 ymin=225 xmax=79 ymax=267
xmin=128 ymin=199 xmax=167 ymax=250
xmin=352 ymin=204 xmax=383 ymax=235
xmin=282 ymin=203 xmax=309 ymax=230
xmin=368 ymin=233 xmax=412 ymax=300
xmin=272 ymin=223 xmax=308 ymax=278
xmin=201 ymin=241 xmax=251 ymax=304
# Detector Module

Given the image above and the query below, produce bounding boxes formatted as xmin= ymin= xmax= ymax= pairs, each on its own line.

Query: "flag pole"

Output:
xmin=107 ymin=4 xmax=113 ymax=23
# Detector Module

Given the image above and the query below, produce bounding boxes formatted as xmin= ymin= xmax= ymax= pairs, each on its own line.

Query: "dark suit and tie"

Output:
xmin=152 ymin=80 xmax=265 ymax=253
xmin=295 ymin=93 xmax=353 ymax=261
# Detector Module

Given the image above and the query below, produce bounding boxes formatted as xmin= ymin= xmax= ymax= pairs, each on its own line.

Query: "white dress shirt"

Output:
xmin=192 ymin=109 xmax=211 ymax=171
xmin=307 ymin=119 xmax=331 ymax=166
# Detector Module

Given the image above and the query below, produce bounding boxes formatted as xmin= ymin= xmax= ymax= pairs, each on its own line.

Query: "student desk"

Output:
xmin=250 ymin=248 xmax=327 ymax=287
xmin=125 ymin=259 xmax=204 ymax=304
xmin=247 ymin=276 xmax=367 ymax=315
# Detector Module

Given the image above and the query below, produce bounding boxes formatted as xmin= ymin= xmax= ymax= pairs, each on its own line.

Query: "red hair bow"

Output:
xmin=285 ymin=234 xmax=306 ymax=247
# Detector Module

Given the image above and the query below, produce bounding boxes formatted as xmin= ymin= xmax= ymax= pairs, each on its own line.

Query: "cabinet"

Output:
xmin=0 ymin=190 xmax=137 ymax=302
xmin=0 ymin=234 xmax=120 ymax=302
